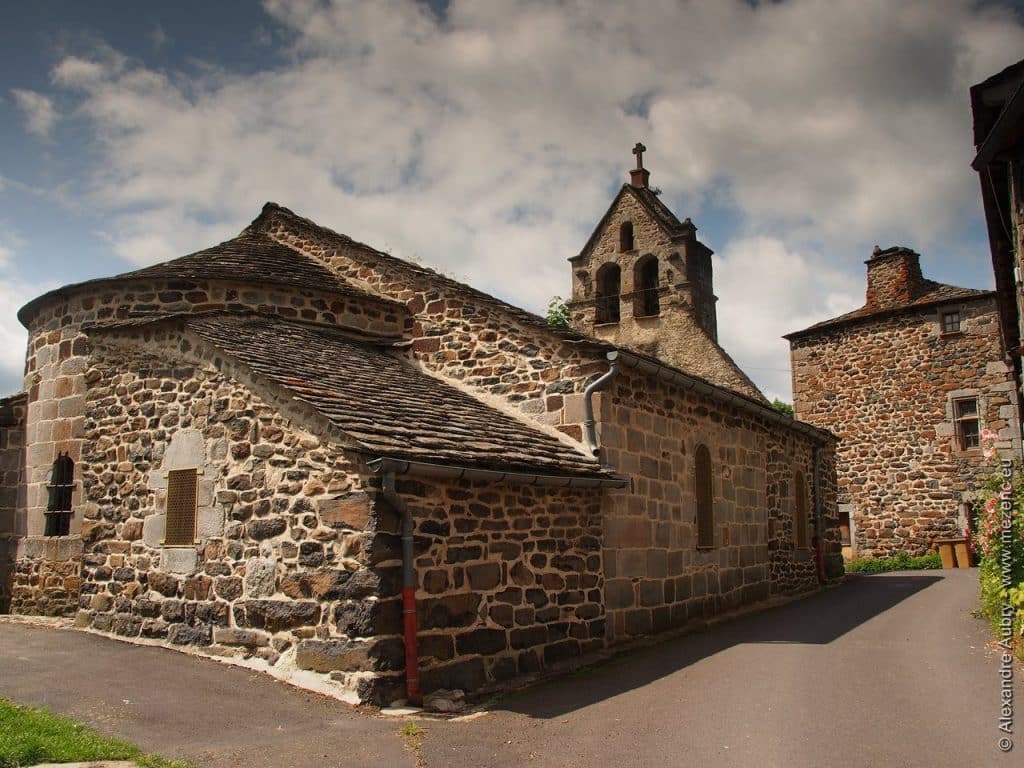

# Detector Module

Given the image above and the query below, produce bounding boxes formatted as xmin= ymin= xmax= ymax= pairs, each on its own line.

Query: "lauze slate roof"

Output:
xmin=179 ymin=314 xmax=609 ymax=478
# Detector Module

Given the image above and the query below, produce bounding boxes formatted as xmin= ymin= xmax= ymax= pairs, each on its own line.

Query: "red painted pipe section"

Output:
xmin=402 ymin=585 xmax=422 ymax=706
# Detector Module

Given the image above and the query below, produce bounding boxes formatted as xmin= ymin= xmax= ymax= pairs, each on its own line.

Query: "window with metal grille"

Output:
xmin=44 ymin=454 xmax=74 ymax=537
xmin=595 ymin=263 xmax=621 ymax=324
xmin=634 ymin=256 xmax=660 ymax=317
xmin=954 ymin=398 xmax=980 ymax=450
xmin=695 ymin=444 xmax=714 ymax=549
xmin=794 ymin=470 xmax=809 ymax=549
xmin=941 ymin=311 xmax=961 ymax=334
xmin=164 ymin=468 xmax=198 ymax=546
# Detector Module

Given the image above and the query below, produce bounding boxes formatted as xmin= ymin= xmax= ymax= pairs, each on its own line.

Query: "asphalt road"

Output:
xmin=1 ymin=570 xmax=1018 ymax=768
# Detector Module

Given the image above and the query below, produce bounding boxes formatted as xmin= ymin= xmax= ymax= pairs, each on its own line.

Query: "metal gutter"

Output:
xmin=610 ymin=350 xmax=834 ymax=443
xmin=367 ymin=457 xmax=627 ymax=488
xmin=583 ymin=352 xmax=621 ymax=453
xmin=381 ymin=472 xmax=422 ymax=707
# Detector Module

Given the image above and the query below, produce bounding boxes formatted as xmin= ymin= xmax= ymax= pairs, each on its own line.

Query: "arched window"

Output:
xmin=595 ymin=263 xmax=621 ymax=324
xmin=619 ymin=221 xmax=634 ymax=252
xmin=634 ymin=256 xmax=660 ymax=317
xmin=45 ymin=454 xmax=74 ymax=537
xmin=794 ymin=469 xmax=809 ymax=549
xmin=695 ymin=444 xmax=714 ymax=548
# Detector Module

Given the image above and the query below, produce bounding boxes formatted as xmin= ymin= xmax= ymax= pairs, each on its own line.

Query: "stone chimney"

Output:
xmin=865 ymin=245 xmax=925 ymax=309
xmin=630 ymin=141 xmax=650 ymax=189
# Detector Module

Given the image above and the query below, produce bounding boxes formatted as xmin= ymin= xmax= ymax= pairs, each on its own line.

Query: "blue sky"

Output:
xmin=2 ymin=0 xmax=1023 ymax=401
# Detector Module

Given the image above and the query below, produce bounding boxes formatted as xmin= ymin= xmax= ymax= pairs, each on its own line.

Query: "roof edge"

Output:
xmin=368 ymin=456 xmax=625 ymax=487
xmin=784 ymin=289 xmax=996 ymax=341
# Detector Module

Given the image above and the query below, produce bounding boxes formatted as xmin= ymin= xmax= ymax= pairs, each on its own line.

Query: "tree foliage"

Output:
xmin=546 ymin=296 xmax=571 ymax=329
xmin=771 ymin=398 xmax=794 ymax=418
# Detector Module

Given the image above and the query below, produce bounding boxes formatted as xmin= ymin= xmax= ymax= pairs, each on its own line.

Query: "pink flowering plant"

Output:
xmin=972 ymin=428 xmax=1024 ymax=659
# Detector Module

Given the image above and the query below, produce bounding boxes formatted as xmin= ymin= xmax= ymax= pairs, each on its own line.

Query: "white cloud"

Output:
xmin=34 ymin=0 xmax=1024 ymax=395
xmin=0 ymin=234 xmax=57 ymax=396
xmin=716 ymin=236 xmax=862 ymax=401
xmin=10 ymin=89 xmax=58 ymax=139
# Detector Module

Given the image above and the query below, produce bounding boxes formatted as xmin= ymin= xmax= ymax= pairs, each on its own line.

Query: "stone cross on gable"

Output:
xmin=632 ymin=142 xmax=646 ymax=169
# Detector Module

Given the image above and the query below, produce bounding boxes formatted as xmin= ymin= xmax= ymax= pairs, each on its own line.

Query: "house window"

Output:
xmin=695 ymin=444 xmax=714 ymax=548
xmin=595 ymin=263 xmax=621 ymax=324
xmin=954 ymin=398 xmax=980 ymax=450
xmin=634 ymin=256 xmax=660 ymax=317
xmin=619 ymin=221 xmax=634 ymax=252
xmin=838 ymin=510 xmax=852 ymax=547
xmin=794 ymin=470 xmax=809 ymax=549
xmin=941 ymin=311 xmax=961 ymax=335
xmin=164 ymin=468 xmax=199 ymax=546
xmin=44 ymin=454 xmax=74 ymax=537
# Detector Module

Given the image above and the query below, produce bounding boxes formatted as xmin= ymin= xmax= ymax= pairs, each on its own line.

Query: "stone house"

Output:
xmin=1 ymin=150 xmax=842 ymax=705
xmin=786 ymin=246 xmax=1019 ymax=559
xmin=971 ymin=58 xmax=1024 ymax=426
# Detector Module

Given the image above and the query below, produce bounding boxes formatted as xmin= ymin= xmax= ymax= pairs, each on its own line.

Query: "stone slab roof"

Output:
xmin=99 ymin=313 xmax=609 ymax=479
xmin=252 ymin=203 xmax=592 ymax=343
xmin=116 ymin=229 xmax=392 ymax=301
xmin=17 ymin=228 xmax=404 ymax=327
xmin=785 ymin=281 xmax=994 ymax=340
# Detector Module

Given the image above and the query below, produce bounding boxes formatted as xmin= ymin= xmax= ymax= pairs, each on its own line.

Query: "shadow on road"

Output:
xmin=495 ymin=573 xmax=942 ymax=719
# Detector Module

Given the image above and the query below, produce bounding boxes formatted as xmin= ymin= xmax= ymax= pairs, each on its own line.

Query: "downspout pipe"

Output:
xmin=583 ymin=351 xmax=620 ymax=454
xmin=811 ymin=446 xmax=826 ymax=584
xmin=382 ymin=472 xmax=422 ymax=707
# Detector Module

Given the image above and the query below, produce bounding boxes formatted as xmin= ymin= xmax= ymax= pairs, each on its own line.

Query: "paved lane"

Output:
xmin=1 ymin=571 xmax=1017 ymax=768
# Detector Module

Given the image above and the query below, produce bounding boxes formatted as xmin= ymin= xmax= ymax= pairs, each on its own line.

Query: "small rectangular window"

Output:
xmin=941 ymin=311 xmax=961 ymax=334
xmin=954 ymin=399 xmax=980 ymax=450
xmin=838 ymin=511 xmax=851 ymax=547
xmin=164 ymin=468 xmax=198 ymax=546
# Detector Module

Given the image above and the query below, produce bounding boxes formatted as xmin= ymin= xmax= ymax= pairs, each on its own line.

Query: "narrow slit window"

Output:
xmin=619 ymin=221 xmax=634 ymax=252
xmin=595 ymin=263 xmax=621 ymax=324
xmin=634 ymin=256 xmax=660 ymax=317
xmin=954 ymin=398 xmax=980 ymax=450
xmin=44 ymin=454 xmax=74 ymax=537
xmin=164 ymin=468 xmax=199 ymax=546
xmin=794 ymin=470 xmax=809 ymax=549
xmin=695 ymin=444 xmax=714 ymax=549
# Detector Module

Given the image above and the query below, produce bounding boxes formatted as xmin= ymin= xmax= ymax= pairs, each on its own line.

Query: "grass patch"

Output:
xmin=845 ymin=551 xmax=943 ymax=574
xmin=0 ymin=699 xmax=191 ymax=768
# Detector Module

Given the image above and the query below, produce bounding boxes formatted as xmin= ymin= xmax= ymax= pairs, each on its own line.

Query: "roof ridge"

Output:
xmin=252 ymin=202 xmax=595 ymax=342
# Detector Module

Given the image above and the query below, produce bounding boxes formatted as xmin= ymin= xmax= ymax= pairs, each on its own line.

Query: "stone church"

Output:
xmin=786 ymin=246 xmax=1019 ymax=559
xmin=0 ymin=148 xmax=841 ymax=706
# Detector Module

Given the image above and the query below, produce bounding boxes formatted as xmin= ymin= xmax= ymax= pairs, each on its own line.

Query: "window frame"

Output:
xmin=941 ymin=310 xmax=961 ymax=336
xmin=594 ymin=262 xmax=622 ymax=324
xmin=44 ymin=454 xmax=74 ymax=537
xmin=619 ymin=221 xmax=635 ymax=252
xmin=695 ymin=444 xmax=715 ymax=549
xmin=163 ymin=467 xmax=199 ymax=547
xmin=794 ymin=469 xmax=809 ymax=550
xmin=953 ymin=397 xmax=981 ymax=451
xmin=633 ymin=255 xmax=661 ymax=318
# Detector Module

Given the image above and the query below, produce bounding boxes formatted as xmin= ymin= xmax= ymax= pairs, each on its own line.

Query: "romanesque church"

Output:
xmin=0 ymin=148 xmax=841 ymax=705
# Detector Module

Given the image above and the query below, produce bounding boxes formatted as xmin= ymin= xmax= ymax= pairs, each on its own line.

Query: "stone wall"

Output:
xmin=597 ymin=368 xmax=835 ymax=641
xmin=0 ymin=394 xmax=27 ymax=612
xmin=32 ymin=327 xmax=605 ymax=704
xmin=379 ymin=476 xmax=604 ymax=699
xmin=790 ymin=296 xmax=1018 ymax=557
xmin=16 ymin=278 xmax=403 ymax=546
